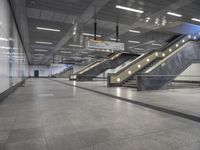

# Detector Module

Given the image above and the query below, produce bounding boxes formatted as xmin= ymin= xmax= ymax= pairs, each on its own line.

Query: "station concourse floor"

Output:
xmin=0 ymin=78 xmax=200 ymax=150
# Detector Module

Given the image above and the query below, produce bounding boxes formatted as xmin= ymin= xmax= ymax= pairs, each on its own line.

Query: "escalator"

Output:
xmin=107 ymin=32 xmax=200 ymax=91
xmin=69 ymin=52 xmax=139 ymax=81
xmin=137 ymin=34 xmax=200 ymax=91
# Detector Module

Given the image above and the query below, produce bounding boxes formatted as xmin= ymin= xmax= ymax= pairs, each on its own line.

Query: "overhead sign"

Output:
xmin=87 ymin=40 xmax=124 ymax=51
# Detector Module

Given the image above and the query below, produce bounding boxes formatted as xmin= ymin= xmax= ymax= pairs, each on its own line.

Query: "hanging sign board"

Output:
xmin=87 ymin=39 xmax=124 ymax=51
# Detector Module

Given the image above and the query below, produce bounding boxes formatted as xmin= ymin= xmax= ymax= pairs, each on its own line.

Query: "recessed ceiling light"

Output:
xmin=129 ymin=30 xmax=141 ymax=33
xmin=36 ymin=27 xmax=60 ymax=32
xmin=167 ymin=12 xmax=182 ymax=17
xmin=69 ymin=44 xmax=82 ymax=47
xmin=128 ymin=40 xmax=141 ymax=43
xmin=191 ymin=18 xmax=200 ymax=22
xmin=60 ymin=51 xmax=72 ymax=54
xmin=35 ymin=41 xmax=52 ymax=45
xmin=152 ymin=43 xmax=162 ymax=46
xmin=82 ymin=33 xmax=101 ymax=37
xmin=116 ymin=5 xmax=144 ymax=14
xmin=34 ymin=49 xmax=48 ymax=52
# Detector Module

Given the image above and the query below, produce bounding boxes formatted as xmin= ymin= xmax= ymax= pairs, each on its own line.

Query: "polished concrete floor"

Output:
xmin=56 ymin=79 xmax=200 ymax=117
xmin=0 ymin=78 xmax=200 ymax=150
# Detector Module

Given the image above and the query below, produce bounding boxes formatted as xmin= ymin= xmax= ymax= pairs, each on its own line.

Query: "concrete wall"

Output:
xmin=0 ymin=0 xmax=29 ymax=94
xmin=175 ymin=63 xmax=200 ymax=82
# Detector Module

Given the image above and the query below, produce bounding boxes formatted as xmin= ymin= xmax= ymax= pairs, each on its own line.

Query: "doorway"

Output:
xmin=34 ymin=70 xmax=39 ymax=78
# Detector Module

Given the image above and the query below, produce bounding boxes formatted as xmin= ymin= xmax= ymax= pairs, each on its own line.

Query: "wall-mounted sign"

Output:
xmin=87 ymin=40 xmax=124 ymax=51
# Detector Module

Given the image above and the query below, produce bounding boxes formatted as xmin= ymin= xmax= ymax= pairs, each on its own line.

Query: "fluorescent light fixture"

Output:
xmin=82 ymin=33 xmax=102 ymax=37
xmin=34 ymin=49 xmax=48 ymax=52
xmin=34 ymin=57 xmax=43 ymax=60
xmin=0 ymin=37 xmax=9 ymax=41
xmin=129 ymin=30 xmax=141 ymax=33
xmin=167 ymin=12 xmax=182 ymax=17
xmin=0 ymin=46 xmax=10 ymax=49
xmin=116 ymin=5 xmax=144 ymax=14
xmin=60 ymin=51 xmax=72 ymax=54
xmin=191 ymin=18 xmax=200 ymax=22
xmin=36 ymin=27 xmax=60 ymax=32
xmin=110 ymin=38 xmax=120 ymax=41
xmin=80 ymin=51 xmax=89 ymax=54
xmin=69 ymin=44 xmax=82 ymax=47
xmin=134 ymin=48 xmax=144 ymax=50
xmin=35 ymin=41 xmax=52 ymax=45
xmin=34 ymin=54 xmax=45 ymax=56
xmin=152 ymin=43 xmax=162 ymax=46
xmin=128 ymin=40 xmax=141 ymax=43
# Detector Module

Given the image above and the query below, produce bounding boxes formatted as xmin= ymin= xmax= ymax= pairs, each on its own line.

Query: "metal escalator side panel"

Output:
xmin=145 ymin=35 xmax=196 ymax=74
xmin=108 ymin=51 xmax=162 ymax=86
xmin=137 ymin=41 xmax=200 ymax=91
xmin=69 ymin=61 xmax=101 ymax=80
xmin=77 ymin=53 xmax=138 ymax=81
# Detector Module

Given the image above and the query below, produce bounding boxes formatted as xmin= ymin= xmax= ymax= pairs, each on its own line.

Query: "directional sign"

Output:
xmin=87 ymin=39 xmax=124 ymax=51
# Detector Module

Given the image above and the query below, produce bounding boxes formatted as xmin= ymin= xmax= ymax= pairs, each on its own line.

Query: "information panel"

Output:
xmin=87 ymin=40 xmax=124 ymax=51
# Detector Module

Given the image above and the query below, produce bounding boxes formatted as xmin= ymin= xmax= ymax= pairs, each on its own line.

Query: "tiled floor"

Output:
xmin=56 ymin=79 xmax=200 ymax=117
xmin=0 ymin=78 xmax=200 ymax=150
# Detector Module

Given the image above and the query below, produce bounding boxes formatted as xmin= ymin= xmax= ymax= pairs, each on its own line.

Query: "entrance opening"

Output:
xmin=34 ymin=70 xmax=39 ymax=78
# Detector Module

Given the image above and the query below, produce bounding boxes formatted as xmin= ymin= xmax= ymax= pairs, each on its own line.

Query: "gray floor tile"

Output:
xmin=46 ymin=133 xmax=86 ymax=150
xmin=1 ymin=78 xmax=200 ymax=150
xmin=5 ymin=138 xmax=47 ymax=150
xmin=7 ymin=128 xmax=45 ymax=143
xmin=0 ymin=130 xmax=10 ymax=144
xmin=177 ymin=141 xmax=200 ymax=150
xmin=0 ymin=117 xmax=15 ymax=131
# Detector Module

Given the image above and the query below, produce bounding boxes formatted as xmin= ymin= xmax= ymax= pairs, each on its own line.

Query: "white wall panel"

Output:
xmin=175 ymin=63 xmax=200 ymax=82
xmin=0 ymin=0 xmax=29 ymax=94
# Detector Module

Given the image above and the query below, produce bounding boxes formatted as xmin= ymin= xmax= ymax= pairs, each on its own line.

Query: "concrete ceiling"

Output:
xmin=12 ymin=0 xmax=200 ymax=65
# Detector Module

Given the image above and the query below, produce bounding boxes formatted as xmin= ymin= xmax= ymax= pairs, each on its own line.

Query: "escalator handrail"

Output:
xmin=71 ymin=61 xmax=101 ymax=75
xmin=76 ymin=53 xmax=122 ymax=75
xmin=160 ymin=34 xmax=186 ymax=51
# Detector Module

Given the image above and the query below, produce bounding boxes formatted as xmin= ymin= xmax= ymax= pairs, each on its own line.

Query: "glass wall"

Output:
xmin=0 ymin=0 xmax=29 ymax=94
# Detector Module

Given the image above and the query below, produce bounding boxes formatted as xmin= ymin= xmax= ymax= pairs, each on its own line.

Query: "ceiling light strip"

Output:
xmin=35 ymin=41 xmax=52 ymax=45
xmin=167 ymin=12 xmax=182 ymax=17
xmin=116 ymin=5 xmax=144 ymax=14
xmin=36 ymin=27 xmax=60 ymax=32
